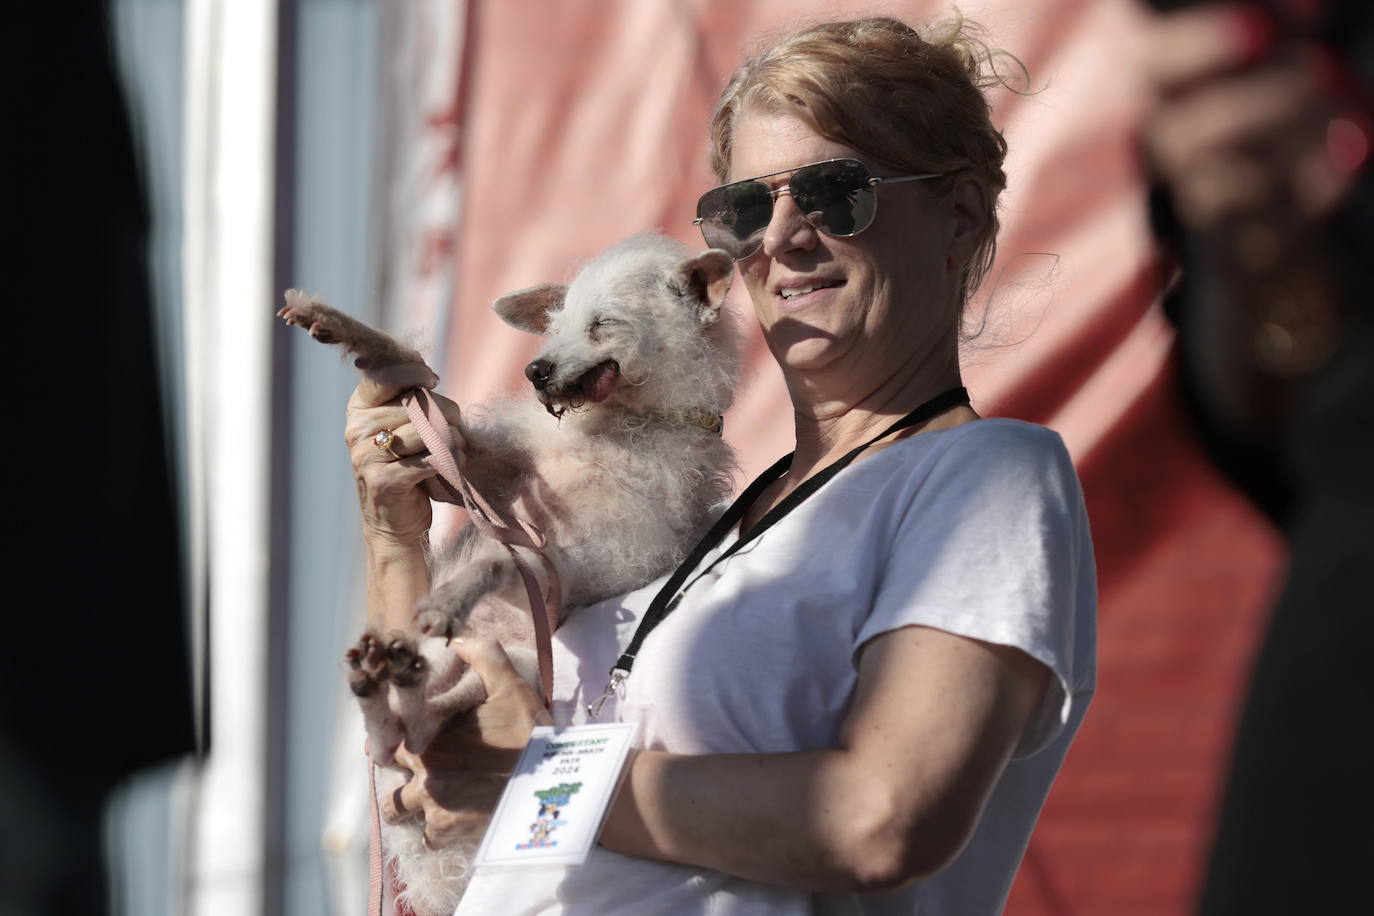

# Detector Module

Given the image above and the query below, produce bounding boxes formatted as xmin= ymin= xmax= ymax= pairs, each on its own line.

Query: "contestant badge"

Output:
xmin=474 ymin=721 xmax=638 ymax=869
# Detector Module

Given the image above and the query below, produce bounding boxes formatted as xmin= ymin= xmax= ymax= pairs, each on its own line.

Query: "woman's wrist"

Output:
xmin=365 ymin=524 xmax=428 ymax=558
xmin=364 ymin=530 xmax=431 ymax=628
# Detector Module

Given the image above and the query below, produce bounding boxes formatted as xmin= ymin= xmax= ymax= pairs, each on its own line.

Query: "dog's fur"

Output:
xmin=280 ymin=233 xmax=740 ymax=915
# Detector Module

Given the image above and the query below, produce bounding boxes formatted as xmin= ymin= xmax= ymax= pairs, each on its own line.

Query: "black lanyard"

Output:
xmin=610 ymin=386 xmax=970 ymax=678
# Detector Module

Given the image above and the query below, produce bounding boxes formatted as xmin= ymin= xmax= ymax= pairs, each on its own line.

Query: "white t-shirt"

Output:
xmin=458 ymin=418 xmax=1097 ymax=915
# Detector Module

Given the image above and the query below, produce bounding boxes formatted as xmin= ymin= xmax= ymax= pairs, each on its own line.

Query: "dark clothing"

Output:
xmin=5 ymin=3 xmax=195 ymax=913
xmin=1197 ymin=303 xmax=1374 ymax=914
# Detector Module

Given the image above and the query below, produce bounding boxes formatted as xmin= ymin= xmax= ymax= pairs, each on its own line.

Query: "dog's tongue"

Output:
xmin=582 ymin=360 xmax=620 ymax=402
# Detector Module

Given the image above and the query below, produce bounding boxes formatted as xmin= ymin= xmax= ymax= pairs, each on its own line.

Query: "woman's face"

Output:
xmin=727 ymin=108 xmax=970 ymax=392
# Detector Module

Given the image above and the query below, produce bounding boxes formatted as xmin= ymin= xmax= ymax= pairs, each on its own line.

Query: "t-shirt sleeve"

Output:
xmin=853 ymin=424 xmax=1094 ymax=758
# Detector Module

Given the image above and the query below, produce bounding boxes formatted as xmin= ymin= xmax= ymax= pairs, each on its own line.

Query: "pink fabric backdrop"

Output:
xmin=433 ymin=2 xmax=1285 ymax=911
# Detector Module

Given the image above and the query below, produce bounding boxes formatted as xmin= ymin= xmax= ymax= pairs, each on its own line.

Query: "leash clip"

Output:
xmin=588 ymin=668 xmax=628 ymax=719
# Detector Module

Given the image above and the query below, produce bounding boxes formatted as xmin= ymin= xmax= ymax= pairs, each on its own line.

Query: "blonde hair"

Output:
xmin=709 ymin=12 xmax=1023 ymax=299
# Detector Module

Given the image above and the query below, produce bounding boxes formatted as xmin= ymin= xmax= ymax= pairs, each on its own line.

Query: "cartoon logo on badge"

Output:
xmin=516 ymin=781 xmax=583 ymax=849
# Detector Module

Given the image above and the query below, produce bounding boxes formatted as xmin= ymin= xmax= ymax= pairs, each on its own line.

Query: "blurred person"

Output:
xmin=348 ymin=13 xmax=1096 ymax=915
xmin=4 ymin=2 xmax=194 ymax=914
xmin=1141 ymin=2 xmax=1372 ymax=912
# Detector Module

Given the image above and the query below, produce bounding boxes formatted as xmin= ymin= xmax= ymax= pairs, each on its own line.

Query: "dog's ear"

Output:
xmin=492 ymin=283 xmax=566 ymax=335
xmin=675 ymin=249 xmax=734 ymax=324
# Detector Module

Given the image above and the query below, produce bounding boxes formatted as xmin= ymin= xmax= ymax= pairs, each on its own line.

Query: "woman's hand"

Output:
xmin=379 ymin=638 xmax=553 ymax=849
xmin=1141 ymin=3 xmax=1368 ymax=431
xmin=344 ymin=361 xmax=459 ymax=547
xmin=422 ymin=638 xmax=554 ymax=773
xmin=1141 ymin=4 xmax=1364 ymax=237
xmin=343 ymin=360 xmax=464 ymax=626
xmin=383 ymin=745 xmax=505 ymax=850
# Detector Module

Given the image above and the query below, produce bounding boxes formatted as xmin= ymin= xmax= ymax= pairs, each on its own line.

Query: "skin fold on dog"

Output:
xmin=279 ymin=233 xmax=741 ymax=915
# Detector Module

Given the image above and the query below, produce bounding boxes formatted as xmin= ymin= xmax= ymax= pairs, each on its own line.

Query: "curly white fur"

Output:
xmin=416 ymin=233 xmax=740 ymax=631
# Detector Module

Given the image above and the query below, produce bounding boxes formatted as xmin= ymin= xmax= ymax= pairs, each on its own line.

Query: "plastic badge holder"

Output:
xmin=473 ymin=720 xmax=639 ymax=871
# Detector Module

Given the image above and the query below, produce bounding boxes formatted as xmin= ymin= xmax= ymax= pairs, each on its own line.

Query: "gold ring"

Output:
xmin=373 ymin=428 xmax=400 ymax=460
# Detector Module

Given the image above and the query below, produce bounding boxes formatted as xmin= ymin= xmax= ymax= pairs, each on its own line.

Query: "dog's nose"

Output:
xmin=525 ymin=358 xmax=554 ymax=390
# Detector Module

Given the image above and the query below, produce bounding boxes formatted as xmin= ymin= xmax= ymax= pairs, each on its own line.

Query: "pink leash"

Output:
xmin=366 ymin=387 xmax=561 ymax=916
xmin=368 ymin=763 xmax=389 ymax=916
xmin=401 ymin=387 xmax=560 ymax=701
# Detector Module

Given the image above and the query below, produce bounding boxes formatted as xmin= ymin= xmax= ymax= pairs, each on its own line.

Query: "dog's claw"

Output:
xmin=344 ymin=629 xmax=399 ymax=697
xmin=412 ymin=612 xmax=445 ymax=642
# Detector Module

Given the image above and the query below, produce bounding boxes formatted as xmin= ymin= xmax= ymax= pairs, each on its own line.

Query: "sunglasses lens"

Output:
xmin=695 ymin=159 xmax=880 ymax=259
xmin=697 ymin=180 xmax=772 ymax=260
xmin=791 ymin=160 xmax=876 ymax=238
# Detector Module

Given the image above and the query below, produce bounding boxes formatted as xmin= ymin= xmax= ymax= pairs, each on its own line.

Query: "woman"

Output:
xmin=354 ymin=15 xmax=1096 ymax=915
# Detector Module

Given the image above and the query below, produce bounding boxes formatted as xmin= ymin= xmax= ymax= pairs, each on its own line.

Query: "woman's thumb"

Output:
xmin=450 ymin=637 xmax=520 ymax=692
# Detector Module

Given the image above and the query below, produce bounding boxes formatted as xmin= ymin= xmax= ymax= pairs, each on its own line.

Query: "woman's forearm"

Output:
xmin=597 ymin=629 xmax=1047 ymax=893
xmin=365 ymin=533 xmax=431 ymax=629
xmin=599 ymin=747 xmax=945 ymax=893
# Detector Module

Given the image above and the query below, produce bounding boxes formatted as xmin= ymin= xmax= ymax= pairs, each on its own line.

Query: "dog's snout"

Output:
xmin=525 ymin=358 xmax=554 ymax=390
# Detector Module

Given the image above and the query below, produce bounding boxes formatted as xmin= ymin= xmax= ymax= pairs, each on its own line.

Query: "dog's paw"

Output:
xmin=277 ymin=293 xmax=359 ymax=346
xmin=384 ymin=633 xmax=429 ymax=688
xmin=344 ymin=629 xmax=393 ymax=698
xmin=413 ymin=603 xmax=461 ymax=641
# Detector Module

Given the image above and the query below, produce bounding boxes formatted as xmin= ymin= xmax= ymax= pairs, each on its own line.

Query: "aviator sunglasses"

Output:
xmin=693 ymin=157 xmax=943 ymax=260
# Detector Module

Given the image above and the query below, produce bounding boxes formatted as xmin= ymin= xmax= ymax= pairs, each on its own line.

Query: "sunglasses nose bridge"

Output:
xmin=758 ymin=183 xmax=824 ymax=257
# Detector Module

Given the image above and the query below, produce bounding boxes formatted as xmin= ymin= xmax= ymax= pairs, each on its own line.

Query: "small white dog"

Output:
xmin=280 ymin=233 xmax=740 ymax=915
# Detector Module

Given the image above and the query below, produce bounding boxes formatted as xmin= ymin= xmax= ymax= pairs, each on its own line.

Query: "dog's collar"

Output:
xmin=620 ymin=406 xmax=723 ymax=435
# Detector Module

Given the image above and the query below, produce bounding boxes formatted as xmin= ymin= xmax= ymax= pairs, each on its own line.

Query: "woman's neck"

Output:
xmin=784 ymin=346 xmax=968 ymax=478
xmin=737 ymin=353 xmax=974 ymax=536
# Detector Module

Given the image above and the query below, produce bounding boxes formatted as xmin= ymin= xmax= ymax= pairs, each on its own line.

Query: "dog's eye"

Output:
xmin=588 ymin=316 xmax=620 ymax=337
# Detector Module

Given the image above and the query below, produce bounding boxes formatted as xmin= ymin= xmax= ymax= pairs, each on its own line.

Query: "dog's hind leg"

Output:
xmin=399 ymin=642 xmax=544 ymax=755
xmin=346 ymin=630 xmax=408 ymax=763
xmin=395 ymin=665 xmax=487 ymax=754
xmin=414 ymin=550 xmax=518 ymax=639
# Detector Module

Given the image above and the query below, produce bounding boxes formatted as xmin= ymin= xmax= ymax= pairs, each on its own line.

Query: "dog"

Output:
xmin=280 ymin=232 xmax=740 ymax=915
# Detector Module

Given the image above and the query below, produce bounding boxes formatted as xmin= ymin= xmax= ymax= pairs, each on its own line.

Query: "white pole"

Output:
xmin=182 ymin=0 xmax=279 ymax=913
